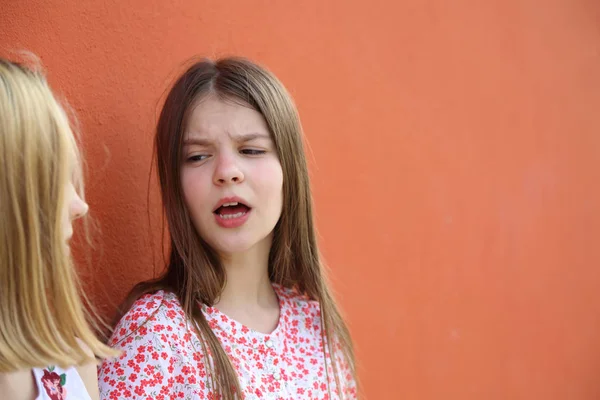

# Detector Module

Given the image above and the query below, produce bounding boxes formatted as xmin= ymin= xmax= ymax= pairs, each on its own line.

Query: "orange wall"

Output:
xmin=3 ymin=1 xmax=600 ymax=398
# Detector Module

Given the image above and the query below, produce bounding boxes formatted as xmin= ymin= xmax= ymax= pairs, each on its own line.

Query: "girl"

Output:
xmin=99 ymin=57 xmax=357 ymax=399
xmin=0 ymin=57 xmax=117 ymax=400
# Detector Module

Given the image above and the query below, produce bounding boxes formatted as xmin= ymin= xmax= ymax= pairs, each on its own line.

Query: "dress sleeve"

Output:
xmin=98 ymin=292 xmax=209 ymax=399
xmin=308 ymin=298 xmax=358 ymax=399
xmin=332 ymin=336 xmax=358 ymax=399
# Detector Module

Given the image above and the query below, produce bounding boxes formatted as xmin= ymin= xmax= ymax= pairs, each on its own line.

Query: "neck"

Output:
xmin=216 ymin=237 xmax=277 ymax=311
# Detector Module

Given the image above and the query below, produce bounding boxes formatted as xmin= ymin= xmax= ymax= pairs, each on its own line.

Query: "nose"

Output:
xmin=70 ymin=192 xmax=89 ymax=220
xmin=213 ymin=152 xmax=245 ymax=185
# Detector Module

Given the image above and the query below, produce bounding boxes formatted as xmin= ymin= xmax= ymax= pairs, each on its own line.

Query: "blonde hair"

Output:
xmin=0 ymin=57 xmax=117 ymax=371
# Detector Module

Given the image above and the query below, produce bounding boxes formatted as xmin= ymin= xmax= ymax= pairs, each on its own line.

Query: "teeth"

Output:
xmin=222 ymin=202 xmax=239 ymax=207
xmin=219 ymin=211 xmax=246 ymax=219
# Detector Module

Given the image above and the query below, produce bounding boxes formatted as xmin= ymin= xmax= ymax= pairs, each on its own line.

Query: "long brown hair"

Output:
xmin=127 ymin=57 xmax=356 ymax=398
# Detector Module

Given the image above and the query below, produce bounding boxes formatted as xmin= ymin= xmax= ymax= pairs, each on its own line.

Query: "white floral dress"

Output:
xmin=98 ymin=284 xmax=356 ymax=399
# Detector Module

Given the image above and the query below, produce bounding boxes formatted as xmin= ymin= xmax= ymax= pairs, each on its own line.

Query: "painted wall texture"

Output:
xmin=2 ymin=1 xmax=600 ymax=398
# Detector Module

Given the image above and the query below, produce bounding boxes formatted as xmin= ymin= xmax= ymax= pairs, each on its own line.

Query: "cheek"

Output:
xmin=181 ymin=170 xmax=210 ymax=215
xmin=255 ymin=161 xmax=284 ymax=204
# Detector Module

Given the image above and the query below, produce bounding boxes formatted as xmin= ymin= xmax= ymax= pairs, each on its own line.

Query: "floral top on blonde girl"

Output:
xmin=33 ymin=365 xmax=91 ymax=400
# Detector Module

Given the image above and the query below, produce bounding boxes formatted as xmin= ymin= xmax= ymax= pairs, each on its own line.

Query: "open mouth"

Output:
xmin=214 ymin=201 xmax=251 ymax=219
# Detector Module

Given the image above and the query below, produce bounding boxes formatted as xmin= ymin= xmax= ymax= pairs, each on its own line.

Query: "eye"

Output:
xmin=240 ymin=149 xmax=266 ymax=156
xmin=186 ymin=154 xmax=210 ymax=163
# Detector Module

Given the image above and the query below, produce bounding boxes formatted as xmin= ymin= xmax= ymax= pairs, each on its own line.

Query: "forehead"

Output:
xmin=185 ymin=96 xmax=269 ymax=139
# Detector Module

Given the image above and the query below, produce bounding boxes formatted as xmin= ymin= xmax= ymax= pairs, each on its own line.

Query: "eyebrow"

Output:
xmin=182 ymin=137 xmax=211 ymax=146
xmin=183 ymin=132 xmax=271 ymax=146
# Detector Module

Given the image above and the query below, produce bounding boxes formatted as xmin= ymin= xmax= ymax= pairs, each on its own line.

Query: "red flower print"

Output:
xmin=41 ymin=367 xmax=67 ymax=400
xmin=98 ymin=286 xmax=357 ymax=399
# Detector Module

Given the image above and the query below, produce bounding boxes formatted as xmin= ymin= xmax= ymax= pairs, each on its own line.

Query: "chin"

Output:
xmin=209 ymin=234 xmax=272 ymax=256
xmin=211 ymin=239 xmax=257 ymax=255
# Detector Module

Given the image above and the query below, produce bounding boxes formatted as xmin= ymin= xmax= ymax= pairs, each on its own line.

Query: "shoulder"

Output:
xmin=109 ymin=290 xmax=188 ymax=348
xmin=274 ymin=284 xmax=322 ymax=334
xmin=0 ymin=370 xmax=37 ymax=400
xmin=275 ymin=285 xmax=357 ymax=396
xmin=101 ymin=290 xmax=197 ymax=380
xmin=99 ymin=291 xmax=210 ymax=399
xmin=274 ymin=284 xmax=320 ymax=310
xmin=73 ymin=339 xmax=100 ymax=400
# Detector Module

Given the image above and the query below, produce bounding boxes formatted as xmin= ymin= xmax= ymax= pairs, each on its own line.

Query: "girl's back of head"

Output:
xmin=0 ymin=57 xmax=116 ymax=372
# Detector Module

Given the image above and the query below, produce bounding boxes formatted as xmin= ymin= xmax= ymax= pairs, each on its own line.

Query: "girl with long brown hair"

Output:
xmin=99 ymin=57 xmax=357 ymax=399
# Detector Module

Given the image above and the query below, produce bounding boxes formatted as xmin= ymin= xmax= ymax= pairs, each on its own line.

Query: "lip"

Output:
xmin=213 ymin=196 xmax=252 ymax=229
xmin=212 ymin=196 xmax=251 ymax=212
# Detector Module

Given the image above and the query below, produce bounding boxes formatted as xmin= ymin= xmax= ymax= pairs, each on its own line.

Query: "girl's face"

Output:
xmin=180 ymin=96 xmax=283 ymax=257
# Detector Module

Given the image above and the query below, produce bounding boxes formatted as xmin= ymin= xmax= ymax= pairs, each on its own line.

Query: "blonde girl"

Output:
xmin=0 ymin=57 xmax=116 ymax=400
